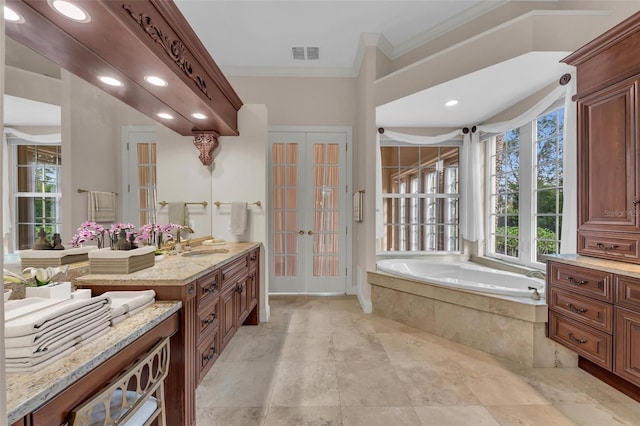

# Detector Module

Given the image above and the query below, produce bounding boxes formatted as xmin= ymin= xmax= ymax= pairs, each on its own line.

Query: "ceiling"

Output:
xmin=5 ymin=0 xmax=572 ymax=129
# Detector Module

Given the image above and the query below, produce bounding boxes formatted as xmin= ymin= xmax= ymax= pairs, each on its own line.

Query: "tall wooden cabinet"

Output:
xmin=565 ymin=12 xmax=640 ymax=263
xmin=549 ymin=11 xmax=640 ymax=402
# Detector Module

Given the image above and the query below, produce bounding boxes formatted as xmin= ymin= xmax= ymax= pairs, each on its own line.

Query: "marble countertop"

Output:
xmin=6 ymin=301 xmax=181 ymax=423
xmin=76 ymin=242 xmax=261 ymax=286
xmin=544 ymin=253 xmax=640 ymax=279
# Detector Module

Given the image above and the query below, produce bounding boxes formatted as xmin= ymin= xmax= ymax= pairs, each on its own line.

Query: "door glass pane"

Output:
xmin=273 ymin=143 xmax=299 ymax=277
xmin=312 ymin=143 xmax=340 ymax=278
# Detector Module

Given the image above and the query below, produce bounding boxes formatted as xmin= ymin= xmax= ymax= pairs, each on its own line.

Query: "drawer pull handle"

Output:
xmin=568 ymin=332 xmax=587 ymax=344
xmin=236 ymin=284 xmax=245 ymax=294
xmin=250 ymin=254 xmax=257 ymax=261
xmin=205 ymin=284 xmax=217 ymax=294
xmin=567 ymin=276 xmax=588 ymax=286
xmin=202 ymin=346 xmax=217 ymax=363
xmin=188 ymin=286 xmax=195 ymax=295
xmin=202 ymin=313 xmax=217 ymax=326
xmin=566 ymin=303 xmax=588 ymax=314
xmin=595 ymin=242 xmax=619 ymax=250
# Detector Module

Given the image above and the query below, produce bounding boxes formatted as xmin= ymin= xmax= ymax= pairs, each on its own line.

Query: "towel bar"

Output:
xmin=214 ymin=201 xmax=262 ymax=208
xmin=77 ymin=188 xmax=118 ymax=195
xmin=158 ymin=201 xmax=208 ymax=207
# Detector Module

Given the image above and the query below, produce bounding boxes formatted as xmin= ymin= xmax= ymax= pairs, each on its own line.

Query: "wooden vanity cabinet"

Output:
xmin=547 ymin=260 xmax=640 ymax=401
xmin=563 ymin=12 xmax=640 ymax=263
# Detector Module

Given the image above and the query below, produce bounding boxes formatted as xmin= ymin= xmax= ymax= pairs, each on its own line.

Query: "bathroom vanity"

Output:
xmin=75 ymin=242 xmax=261 ymax=426
xmin=7 ymin=301 xmax=181 ymax=425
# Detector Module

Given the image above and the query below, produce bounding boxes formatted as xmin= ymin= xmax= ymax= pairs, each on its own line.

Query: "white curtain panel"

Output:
xmin=375 ymin=73 xmax=575 ymax=244
xmin=4 ymin=128 xmax=61 ymax=145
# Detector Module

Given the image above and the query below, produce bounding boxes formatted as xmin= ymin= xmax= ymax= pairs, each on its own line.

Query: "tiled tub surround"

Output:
xmin=368 ymin=268 xmax=577 ymax=368
xmin=6 ymin=301 xmax=181 ymax=423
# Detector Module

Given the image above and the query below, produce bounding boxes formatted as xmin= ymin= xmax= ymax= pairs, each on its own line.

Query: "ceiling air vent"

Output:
xmin=292 ymin=46 xmax=319 ymax=60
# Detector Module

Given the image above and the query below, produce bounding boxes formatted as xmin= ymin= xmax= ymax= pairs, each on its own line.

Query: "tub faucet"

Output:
xmin=527 ymin=286 xmax=541 ymax=300
xmin=526 ymin=270 xmax=546 ymax=279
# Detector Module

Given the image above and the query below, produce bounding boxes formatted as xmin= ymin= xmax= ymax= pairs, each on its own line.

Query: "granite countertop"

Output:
xmin=76 ymin=242 xmax=260 ymax=286
xmin=544 ymin=253 xmax=640 ymax=279
xmin=6 ymin=301 xmax=181 ymax=423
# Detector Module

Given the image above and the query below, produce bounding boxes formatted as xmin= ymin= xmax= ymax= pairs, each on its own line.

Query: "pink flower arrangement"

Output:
xmin=69 ymin=221 xmax=136 ymax=249
xmin=135 ymin=223 xmax=181 ymax=248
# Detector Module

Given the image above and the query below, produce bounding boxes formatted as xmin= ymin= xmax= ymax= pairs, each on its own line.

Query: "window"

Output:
xmin=136 ymin=143 xmax=158 ymax=226
xmin=14 ymin=144 xmax=62 ymax=250
xmin=381 ymin=146 xmax=460 ymax=252
xmin=486 ymin=106 xmax=564 ymax=266
xmin=535 ymin=108 xmax=564 ymax=261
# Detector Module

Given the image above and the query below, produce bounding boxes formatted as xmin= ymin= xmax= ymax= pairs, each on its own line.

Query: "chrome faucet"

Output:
xmin=527 ymin=286 xmax=541 ymax=300
xmin=526 ymin=270 xmax=546 ymax=279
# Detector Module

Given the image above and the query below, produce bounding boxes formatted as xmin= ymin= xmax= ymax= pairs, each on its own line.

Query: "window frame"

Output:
xmin=484 ymin=102 xmax=564 ymax=268
xmin=380 ymin=143 xmax=462 ymax=253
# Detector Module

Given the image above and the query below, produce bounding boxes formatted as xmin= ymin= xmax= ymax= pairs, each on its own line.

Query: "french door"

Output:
xmin=269 ymin=130 xmax=349 ymax=294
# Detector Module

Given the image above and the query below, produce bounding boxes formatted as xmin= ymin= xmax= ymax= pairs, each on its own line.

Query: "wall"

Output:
xmin=215 ymin=104 xmax=269 ymax=320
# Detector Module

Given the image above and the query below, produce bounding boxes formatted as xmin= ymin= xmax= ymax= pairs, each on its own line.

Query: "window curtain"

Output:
xmin=2 ymin=128 xmax=62 ymax=238
xmin=376 ymin=73 xmax=575 ymax=245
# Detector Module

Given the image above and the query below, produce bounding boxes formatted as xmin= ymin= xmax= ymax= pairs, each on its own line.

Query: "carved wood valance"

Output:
xmin=6 ymin=0 xmax=242 ymax=143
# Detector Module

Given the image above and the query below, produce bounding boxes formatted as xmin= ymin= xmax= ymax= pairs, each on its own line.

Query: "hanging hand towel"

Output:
xmin=88 ymin=191 xmax=116 ymax=222
xmin=168 ymin=202 xmax=187 ymax=226
xmin=230 ymin=202 xmax=248 ymax=235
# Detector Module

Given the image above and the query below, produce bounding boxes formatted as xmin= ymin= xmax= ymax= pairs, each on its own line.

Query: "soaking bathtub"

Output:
xmin=376 ymin=258 xmax=545 ymax=299
xmin=368 ymin=257 xmax=577 ymax=367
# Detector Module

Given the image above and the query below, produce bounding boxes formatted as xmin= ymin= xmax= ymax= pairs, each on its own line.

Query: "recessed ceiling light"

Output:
xmin=445 ymin=99 xmax=458 ymax=107
xmin=191 ymin=113 xmax=207 ymax=120
xmin=4 ymin=6 xmax=23 ymax=22
xmin=157 ymin=112 xmax=174 ymax=120
xmin=144 ymin=75 xmax=168 ymax=87
xmin=97 ymin=75 xmax=123 ymax=87
xmin=49 ymin=0 xmax=90 ymax=22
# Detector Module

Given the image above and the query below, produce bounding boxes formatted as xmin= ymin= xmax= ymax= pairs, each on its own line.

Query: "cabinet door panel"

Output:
xmin=615 ymin=307 xmax=640 ymax=386
xmin=578 ymin=78 xmax=638 ymax=232
xmin=220 ymin=286 xmax=237 ymax=350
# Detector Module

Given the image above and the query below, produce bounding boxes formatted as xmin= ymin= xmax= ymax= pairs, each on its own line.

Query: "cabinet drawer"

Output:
xmin=578 ymin=231 xmax=640 ymax=263
xmin=197 ymin=328 xmax=219 ymax=383
xmin=615 ymin=275 xmax=640 ymax=311
xmin=197 ymin=297 xmax=219 ymax=342
xmin=221 ymin=256 xmax=248 ymax=290
xmin=548 ymin=287 xmax=613 ymax=333
xmin=549 ymin=311 xmax=612 ymax=370
xmin=197 ymin=270 xmax=219 ymax=308
xmin=548 ymin=262 xmax=613 ymax=302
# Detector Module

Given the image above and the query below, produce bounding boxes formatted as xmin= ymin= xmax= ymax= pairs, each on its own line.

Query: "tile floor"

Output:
xmin=196 ymin=296 xmax=639 ymax=425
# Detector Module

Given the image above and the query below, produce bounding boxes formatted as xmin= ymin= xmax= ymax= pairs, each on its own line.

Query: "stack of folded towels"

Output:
xmin=5 ymin=296 xmax=112 ymax=374
xmin=106 ymin=290 xmax=156 ymax=325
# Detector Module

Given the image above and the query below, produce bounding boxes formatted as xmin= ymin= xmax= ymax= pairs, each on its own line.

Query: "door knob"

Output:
xmin=307 ymin=230 xmax=314 ymax=235
xmin=298 ymin=230 xmax=305 ymax=235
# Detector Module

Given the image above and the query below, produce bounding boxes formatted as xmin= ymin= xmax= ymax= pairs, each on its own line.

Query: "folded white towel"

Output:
xmin=5 ymin=306 xmax=110 ymax=348
xmin=106 ymin=290 xmax=156 ymax=317
xmin=5 ymin=295 xmax=110 ymax=337
xmin=230 ymin=202 xmax=248 ymax=235
xmin=5 ymin=318 xmax=110 ymax=358
xmin=110 ymin=300 xmax=155 ymax=325
xmin=89 ymin=191 xmax=116 ymax=223
xmin=6 ymin=326 xmax=111 ymax=374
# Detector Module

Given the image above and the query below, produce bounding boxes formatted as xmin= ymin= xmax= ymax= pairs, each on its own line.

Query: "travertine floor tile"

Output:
xmin=270 ymin=361 xmax=340 ymax=407
xmin=413 ymin=406 xmax=499 ymax=426
xmin=281 ymin=333 xmax=334 ymax=361
xmin=392 ymin=360 xmax=482 ymax=406
xmin=336 ymin=361 xmax=411 ymax=407
xmin=332 ymin=330 xmax=388 ymax=361
xmin=464 ymin=374 xmax=550 ymax=406
xmin=217 ymin=330 xmax=286 ymax=362
xmin=341 ymin=407 xmax=421 ymax=426
xmin=555 ymin=403 xmax=640 ymax=426
xmin=263 ymin=406 xmax=343 ymax=426
xmin=196 ymin=361 xmax=277 ymax=407
xmin=195 ymin=407 xmax=266 ymax=426
xmin=484 ymin=404 xmax=575 ymax=426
